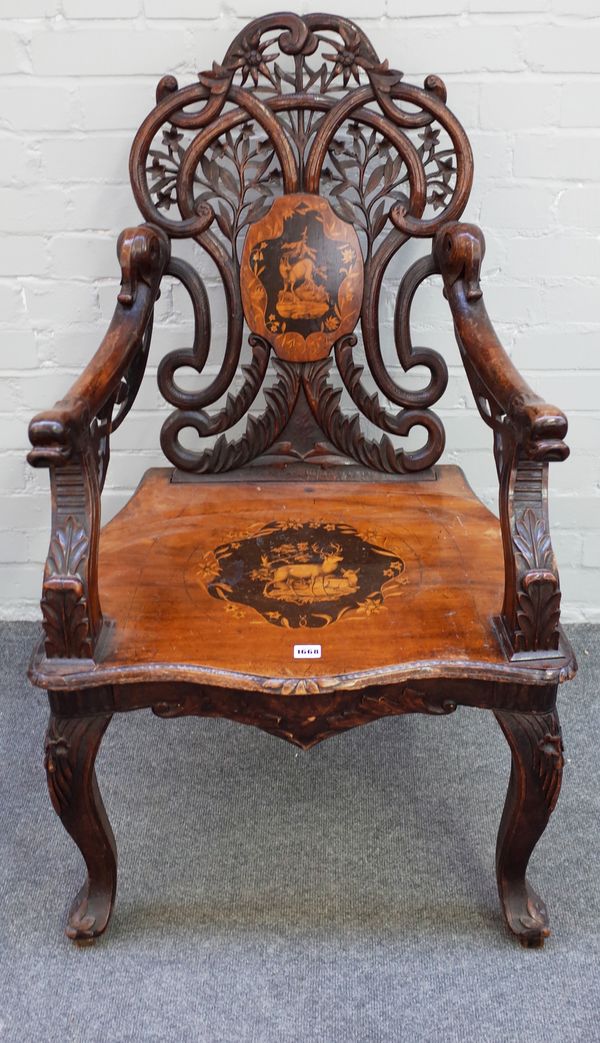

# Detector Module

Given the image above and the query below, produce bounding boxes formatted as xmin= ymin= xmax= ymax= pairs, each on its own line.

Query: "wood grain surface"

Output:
xmin=31 ymin=465 xmax=517 ymax=689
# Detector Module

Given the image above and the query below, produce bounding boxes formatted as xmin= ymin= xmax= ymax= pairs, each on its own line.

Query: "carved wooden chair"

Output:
xmin=28 ymin=13 xmax=576 ymax=947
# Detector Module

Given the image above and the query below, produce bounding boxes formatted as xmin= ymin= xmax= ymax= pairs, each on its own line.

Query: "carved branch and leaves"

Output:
xmin=148 ymin=123 xmax=282 ymax=260
xmin=160 ymin=357 xmax=301 ymax=473
xmin=322 ymin=119 xmax=455 ymax=245
xmin=302 ymin=357 xmax=442 ymax=473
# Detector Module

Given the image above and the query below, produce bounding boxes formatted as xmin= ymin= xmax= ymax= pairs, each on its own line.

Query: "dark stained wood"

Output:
xmin=433 ymin=222 xmax=568 ymax=658
xmin=128 ymin=11 xmax=474 ymax=474
xmin=44 ymin=711 xmax=116 ymax=942
xmin=26 ymin=13 xmax=576 ymax=947
xmin=494 ymin=706 xmax=563 ymax=948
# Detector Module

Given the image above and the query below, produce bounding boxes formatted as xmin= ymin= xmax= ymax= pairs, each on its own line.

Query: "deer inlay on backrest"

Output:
xmin=129 ymin=13 xmax=473 ymax=474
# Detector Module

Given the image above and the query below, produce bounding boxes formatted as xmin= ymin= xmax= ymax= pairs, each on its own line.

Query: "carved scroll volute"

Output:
xmin=116 ymin=223 xmax=170 ymax=307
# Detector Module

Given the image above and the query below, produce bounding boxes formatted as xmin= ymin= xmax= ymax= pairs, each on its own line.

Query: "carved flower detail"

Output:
xmin=231 ymin=37 xmax=278 ymax=86
xmin=323 ymin=30 xmax=364 ymax=86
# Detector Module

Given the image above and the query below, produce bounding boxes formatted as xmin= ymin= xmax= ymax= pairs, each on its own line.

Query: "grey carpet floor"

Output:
xmin=1 ymin=622 xmax=599 ymax=1043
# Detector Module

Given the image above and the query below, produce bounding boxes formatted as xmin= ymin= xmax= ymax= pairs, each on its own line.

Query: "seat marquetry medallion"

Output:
xmin=196 ymin=520 xmax=405 ymax=628
xmin=241 ymin=193 xmax=363 ymax=361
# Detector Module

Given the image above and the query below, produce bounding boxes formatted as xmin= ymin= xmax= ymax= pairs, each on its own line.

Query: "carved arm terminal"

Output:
xmin=28 ymin=224 xmax=170 ymax=659
xmin=434 ymin=221 xmax=569 ymax=661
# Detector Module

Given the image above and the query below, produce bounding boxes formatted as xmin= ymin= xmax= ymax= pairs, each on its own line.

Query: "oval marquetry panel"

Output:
xmin=241 ymin=193 xmax=364 ymax=362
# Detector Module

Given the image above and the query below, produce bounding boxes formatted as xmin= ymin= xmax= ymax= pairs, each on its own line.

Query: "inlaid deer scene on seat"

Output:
xmin=27 ymin=12 xmax=576 ymax=948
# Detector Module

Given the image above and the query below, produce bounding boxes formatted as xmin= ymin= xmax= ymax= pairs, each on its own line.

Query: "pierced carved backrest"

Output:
xmin=129 ymin=13 xmax=473 ymax=474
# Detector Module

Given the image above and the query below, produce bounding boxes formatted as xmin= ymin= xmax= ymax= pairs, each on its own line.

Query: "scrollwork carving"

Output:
xmin=160 ymin=357 xmax=300 ymax=473
xmin=302 ymin=357 xmax=442 ymax=473
xmin=127 ymin=15 xmax=474 ymax=474
xmin=117 ymin=224 xmax=171 ymax=307
xmin=151 ymin=682 xmax=457 ymax=750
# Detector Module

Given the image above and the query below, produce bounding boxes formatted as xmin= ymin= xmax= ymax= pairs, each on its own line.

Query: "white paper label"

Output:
xmin=294 ymin=644 xmax=322 ymax=659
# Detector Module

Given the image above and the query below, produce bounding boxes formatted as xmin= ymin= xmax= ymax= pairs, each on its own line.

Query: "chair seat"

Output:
xmin=31 ymin=463 xmax=531 ymax=692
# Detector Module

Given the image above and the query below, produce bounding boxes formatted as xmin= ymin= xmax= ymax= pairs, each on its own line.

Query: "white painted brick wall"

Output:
xmin=0 ymin=2 xmax=599 ymax=622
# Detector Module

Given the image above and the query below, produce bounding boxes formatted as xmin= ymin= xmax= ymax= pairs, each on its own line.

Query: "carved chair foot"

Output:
xmin=499 ymin=877 xmax=549 ymax=948
xmin=44 ymin=711 xmax=117 ymax=942
xmin=494 ymin=706 xmax=563 ymax=947
xmin=66 ymin=877 xmax=113 ymax=943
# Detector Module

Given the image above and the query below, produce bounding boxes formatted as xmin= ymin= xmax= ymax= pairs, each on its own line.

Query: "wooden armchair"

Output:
xmin=28 ymin=13 xmax=576 ymax=947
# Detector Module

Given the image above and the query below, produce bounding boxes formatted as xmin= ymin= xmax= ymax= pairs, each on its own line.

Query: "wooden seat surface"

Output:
xmin=47 ymin=463 xmax=523 ymax=692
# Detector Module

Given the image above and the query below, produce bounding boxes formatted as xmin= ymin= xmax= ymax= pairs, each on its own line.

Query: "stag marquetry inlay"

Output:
xmin=195 ymin=519 xmax=405 ymax=628
xmin=241 ymin=194 xmax=363 ymax=361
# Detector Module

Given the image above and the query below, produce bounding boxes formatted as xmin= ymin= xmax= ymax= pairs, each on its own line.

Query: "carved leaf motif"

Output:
xmin=42 ymin=588 xmax=93 ymax=659
xmin=514 ymin=508 xmax=553 ymax=571
xmin=303 ymin=358 xmax=444 ymax=474
xmin=47 ymin=516 xmax=88 ymax=577
xmin=516 ymin=583 xmax=561 ymax=653
xmin=168 ymin=359 xmax=300 ymax=473
xmin=512 ymin=507 xmax=560 ymax=652
xmin=43 ymin=516 xmax=93 ymax=659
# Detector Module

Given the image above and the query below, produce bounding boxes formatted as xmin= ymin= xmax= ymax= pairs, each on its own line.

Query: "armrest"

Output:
xmin=434 ymin=221 xmax=570 ymax=661
xmin=28 ymin=223 xmax=170 ymax=468
xmin=433 ymin=222 xmax=568 ymax=463
xmin=27 ymin=223 xmax=170 ymax=663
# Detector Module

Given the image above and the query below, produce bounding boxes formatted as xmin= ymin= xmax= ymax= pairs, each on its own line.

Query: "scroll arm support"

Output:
xmin=433 ymin=222 xmax=570 ymax=658
xmin=27 ymin=224 xmax=170 ymax=661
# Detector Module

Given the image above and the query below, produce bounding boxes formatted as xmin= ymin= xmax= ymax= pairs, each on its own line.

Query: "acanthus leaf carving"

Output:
xmin=512 ymin=506 xmax=561 ymax=653
xmin=42 ymin=515 xmax=93 ymax=659
xmin=160 ymin=357 xmax=301 ymax=473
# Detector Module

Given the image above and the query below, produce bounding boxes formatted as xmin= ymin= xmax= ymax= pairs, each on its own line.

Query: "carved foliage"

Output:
xmin=323 ymin=120 xmax=455 ymax=240
xmin=302 ymin=357 xmax=443 ymax=474
xmin=126 ymin=16 xmax=473 ymax=474
xmin=496 ymin=708 xmax=564 ymax=834
xmin=149 ymin=123 xmax=281 ymax=259
xmin=152 ymin=683 xmax=457 ymax=750
xmin=42 ymin=515 xmax=93 ymax=659
xmin=513 ymin=507 xmax=561 ymax=652
xmin=160 ymin=356 xmax=301 ymax=472
xmin=43 ymin=714 xmax=98 ymax=817
xmin=132 ymin=14 xmax=471 ymax=248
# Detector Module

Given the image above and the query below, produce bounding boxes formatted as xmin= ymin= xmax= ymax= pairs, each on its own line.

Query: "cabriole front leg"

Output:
xmin=44 ymin=710 xmax=117 ymax=943
xmin=494 ymin=705 xmax=563 ymax=947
